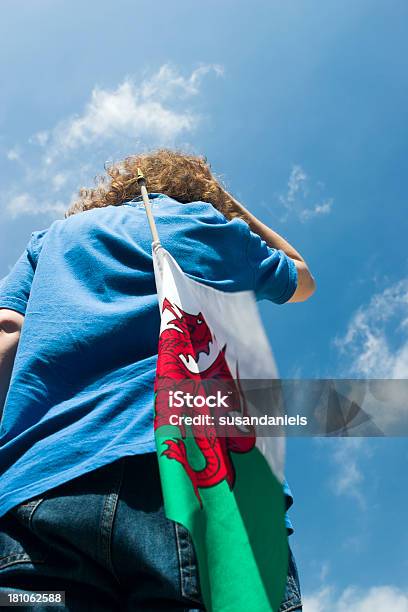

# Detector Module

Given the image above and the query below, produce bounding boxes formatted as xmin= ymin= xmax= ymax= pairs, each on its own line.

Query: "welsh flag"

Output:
xmin=152 ymin=241 xmax=288 ymax=612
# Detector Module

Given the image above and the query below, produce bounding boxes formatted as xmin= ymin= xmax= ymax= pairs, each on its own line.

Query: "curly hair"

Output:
xmin=65 ymin=148 xmax=249 ymax=222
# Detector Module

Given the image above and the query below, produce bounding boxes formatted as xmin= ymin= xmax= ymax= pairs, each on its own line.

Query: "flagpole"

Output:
xmin=136 ymin=168 xmax=160 ymax=245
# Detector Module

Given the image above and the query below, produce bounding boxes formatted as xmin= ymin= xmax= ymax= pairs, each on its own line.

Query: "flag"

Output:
xmin=152 ymin=242 xmax=288 ymax=612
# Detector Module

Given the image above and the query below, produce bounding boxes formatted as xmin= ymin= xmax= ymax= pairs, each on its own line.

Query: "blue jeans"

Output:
xmin=0 ymin=453 xmax=302 ymax=611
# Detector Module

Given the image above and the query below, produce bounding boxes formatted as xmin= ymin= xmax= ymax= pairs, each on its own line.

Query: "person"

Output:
xmin=0 ymin=149 xmax=315 ymax=611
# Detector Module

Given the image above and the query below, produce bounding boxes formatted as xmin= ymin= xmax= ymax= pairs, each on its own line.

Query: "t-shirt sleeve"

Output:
xmin=0 ymin=231 xmax=45 ymax=315
xmin=245 ymin=225 xmax=298 ymax=304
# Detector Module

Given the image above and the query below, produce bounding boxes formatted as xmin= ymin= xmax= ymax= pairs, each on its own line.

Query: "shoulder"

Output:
xmin=166 ymin=197 xmax=250 ymax=234
xmin=157 ymin=196 xmax=227 ymax=221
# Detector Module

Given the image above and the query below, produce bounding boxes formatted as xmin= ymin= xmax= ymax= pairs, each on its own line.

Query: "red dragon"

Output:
xmin=154 ymin=297 xmax=256 ymax=505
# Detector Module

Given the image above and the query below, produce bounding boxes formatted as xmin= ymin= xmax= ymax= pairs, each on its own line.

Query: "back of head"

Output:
xmin=65 ymin=149 xmax=247 ymax=222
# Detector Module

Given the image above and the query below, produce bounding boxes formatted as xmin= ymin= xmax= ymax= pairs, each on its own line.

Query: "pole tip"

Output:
xmin=136 ymin=167 xmax=145 ymax=183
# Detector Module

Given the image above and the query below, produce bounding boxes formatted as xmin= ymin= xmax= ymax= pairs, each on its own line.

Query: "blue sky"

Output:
xmin=1 ymin=1 xmax=407 ymax=609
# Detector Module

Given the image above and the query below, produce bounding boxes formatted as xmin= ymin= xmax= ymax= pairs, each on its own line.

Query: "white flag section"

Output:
xmin=152 ymin=241 xmax=289 ymax=612
xmin=152 ymin=241 xmax=285 ymax=481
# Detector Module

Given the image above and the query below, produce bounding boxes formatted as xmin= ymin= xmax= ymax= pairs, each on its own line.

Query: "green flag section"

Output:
xmin=152 ymin=242 xmax=289 ymax=611
xmin=156 ymin=426 xmax=288 ymax=611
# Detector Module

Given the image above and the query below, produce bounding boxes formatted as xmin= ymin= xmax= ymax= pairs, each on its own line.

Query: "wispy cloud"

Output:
xmin=320 ymin=281 xmax=408 ymax=515
xmin=331 ymin=278 xmax=408 ymax=434
xmin=2 ymin=63 xmax=223 ymax=219
xmin=300 ymin=198 xmax=333 ymax=221
xmin=279 ymin=165 xmax=333 ymax=222
xmin=51 ymin=172 xmax=68 ymax=192
xmin=318 ymin=562 xmax=330 ymax=583
xmin=38 ymin=64 xmax=223 ymax=163
xmin=6 ymin=193 xmax=66 ymax=218
xmin=330 ymin=438 xmax=368 ymax=506
xmin=30 ymin=131 xmax=49 ymax=147
xmin=335 ymin=278 xmax=408 ymax=378
xmin=304 ymin=584 xmax=408 ymax=612
xmin=140 ymin=63 xmax=224 ymax=101
xmin=6 ymin=148 xmax=20 ymax=162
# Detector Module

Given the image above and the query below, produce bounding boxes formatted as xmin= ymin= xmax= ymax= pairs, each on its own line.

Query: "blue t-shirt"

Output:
xmin=0 ymin=194 xmax=297 ymax=526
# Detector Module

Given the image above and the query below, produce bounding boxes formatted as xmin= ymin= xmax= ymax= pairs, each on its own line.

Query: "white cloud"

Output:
xmin=140 ymin=63 xmax=224 ymax=101
xmin=281 ymin=165 xmax=307 ymax=208
xmin=319 ymin=281 xmax=408 ymax=513
xmin=2 ymin=63 xmax=221 ymax=219
xmin=330 ymin=438 xmax=367 ymax=505
xmin=52 ymin=172 xmax=68 ymax=191
xmin=304 ymin=585 xmax=408 ymax=612
xmin=318 ymin=562 xmax=330 ymax=582
xmin=6 ymin=192 xmax=66 ymax=218
xmin=335 ymin=278 xmax=408 ymax=378
xmin=31 ymin=131 xmax=49 ymax=147
xmin=42 ymin=64 xmax=222 ymax=159
xmin=333 ymin=279 xmax=408 ymax=432
xmin=279 ymin=165 xmax=333 ymax=222
xmin=6 ymin=148 xmax=20 ymax=161
xmin=300 ymin=198 xmax=333 ymax=221
xmin=50 ymin=80 xmax=194 ymax=153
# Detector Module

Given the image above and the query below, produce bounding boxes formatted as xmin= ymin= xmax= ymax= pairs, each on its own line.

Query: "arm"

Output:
xmin=0 ymin=309 xmax=24 ymax=416
xmin=222 ymin=190 xmax=316 ymax=302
